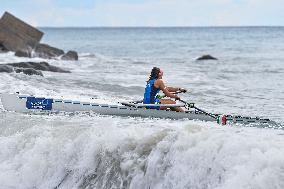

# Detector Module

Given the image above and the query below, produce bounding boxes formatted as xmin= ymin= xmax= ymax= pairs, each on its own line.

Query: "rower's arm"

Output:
xmin=168 ymin=86 xmax=187 ymax=93
xmin=167 ymin=87 xmax=179 ymax=92
xmin=157 ymin=80 xmax=179 ymax=99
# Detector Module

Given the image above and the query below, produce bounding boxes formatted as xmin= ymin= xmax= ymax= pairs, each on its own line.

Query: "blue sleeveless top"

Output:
xmin=143 ymin=79 xmax=160 ymax=109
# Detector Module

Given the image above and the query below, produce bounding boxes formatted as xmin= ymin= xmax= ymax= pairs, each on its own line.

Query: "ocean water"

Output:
xmin=0 ymin=27 xmax=284 ymax=189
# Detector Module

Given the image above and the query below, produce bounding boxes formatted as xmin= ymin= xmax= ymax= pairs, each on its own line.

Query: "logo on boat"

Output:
xmin=26 ymin=97 xmax=53 ymax=110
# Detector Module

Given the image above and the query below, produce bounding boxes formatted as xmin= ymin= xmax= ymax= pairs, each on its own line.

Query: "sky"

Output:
xmin=0 ymin=0 xmax=284 ymax=27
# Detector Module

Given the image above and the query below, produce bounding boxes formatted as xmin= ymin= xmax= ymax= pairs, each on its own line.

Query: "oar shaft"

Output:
xmin=179 ymin=99 xmax=217 ymax=119
xmin=193 ymin=106 xmax=217 ymax=119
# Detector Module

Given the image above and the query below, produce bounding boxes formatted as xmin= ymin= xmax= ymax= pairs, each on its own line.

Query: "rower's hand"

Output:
xmin=179 ymin=88 xmax=187 ymax=93
xmin=175 ymin=96 xmax=180 ymax=101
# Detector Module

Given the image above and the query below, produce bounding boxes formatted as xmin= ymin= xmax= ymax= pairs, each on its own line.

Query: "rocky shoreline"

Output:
xmin=0 ymin=12 xmax=78 ymax=61
xmin=0 ymin=62 xmax=71 ymax=76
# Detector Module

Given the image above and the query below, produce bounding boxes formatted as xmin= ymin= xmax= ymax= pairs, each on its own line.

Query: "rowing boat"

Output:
xmin=0 ymin=93 xmax=274 ymax=125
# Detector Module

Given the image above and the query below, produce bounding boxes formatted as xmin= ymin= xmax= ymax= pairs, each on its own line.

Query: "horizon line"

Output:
xmin=37 ymin=25 xmax=284 ymax=28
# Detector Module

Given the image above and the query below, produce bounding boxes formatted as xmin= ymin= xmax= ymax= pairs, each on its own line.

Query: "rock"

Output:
xmin=0 ymin=12 xmax=77 ymax=61
xmin=0 ymin=12 xmax=43 ymax=52
xmin=34 ymin=43 xmax=65 ymax=59
xmin=15 ymin=50 xmax=31 ymax=58
xmin=14 ymin=68 xmax=43 ymax=76
xmin=16 ymin=44 xmax=70 ymax=60
xmin=196 ymin=55 xmax=218 ymax=60
xmin=0 ymin=61 xmax=71 ymax=76
xmin=0 ymin=43 xmax=9 ymax=53
xmin=0 ymin=64 xmax=43 ymax=76
xmin=0 ymin=65 xmax=13 ymax=73
xmin=6 ymin=62 xmax=71 ymax=73
xmin=61 ymin=50 xmax=78 ymax=61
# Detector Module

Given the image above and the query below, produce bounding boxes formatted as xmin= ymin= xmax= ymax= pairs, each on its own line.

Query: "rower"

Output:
xmin=143 ymin=67 xmax=187 ymax=112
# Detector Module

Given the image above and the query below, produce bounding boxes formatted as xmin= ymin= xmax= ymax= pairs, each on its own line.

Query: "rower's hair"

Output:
xmin=147 ymin=67 xmax=160 ymax=82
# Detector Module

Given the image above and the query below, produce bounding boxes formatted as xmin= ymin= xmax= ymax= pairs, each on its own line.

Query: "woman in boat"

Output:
xmin=143 ymin=67 xmax=187 ymax=112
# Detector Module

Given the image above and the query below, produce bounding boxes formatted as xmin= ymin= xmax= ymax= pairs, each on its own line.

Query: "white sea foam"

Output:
xmin=0 ymin=113 xmax=283 ymax=188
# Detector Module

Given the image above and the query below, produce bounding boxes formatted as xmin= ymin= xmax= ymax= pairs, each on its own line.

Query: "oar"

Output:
xmin=178 ymin=99 xmax=227 ymax=125
xmin=160 ymin=90 xmax=216 ymax=119
xmin=178 ymin=99 xmax=216 ymax=118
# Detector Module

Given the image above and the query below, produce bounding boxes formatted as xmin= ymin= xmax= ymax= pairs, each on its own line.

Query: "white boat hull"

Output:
xmin=0 ymin=93 xmax=274 ymax=125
